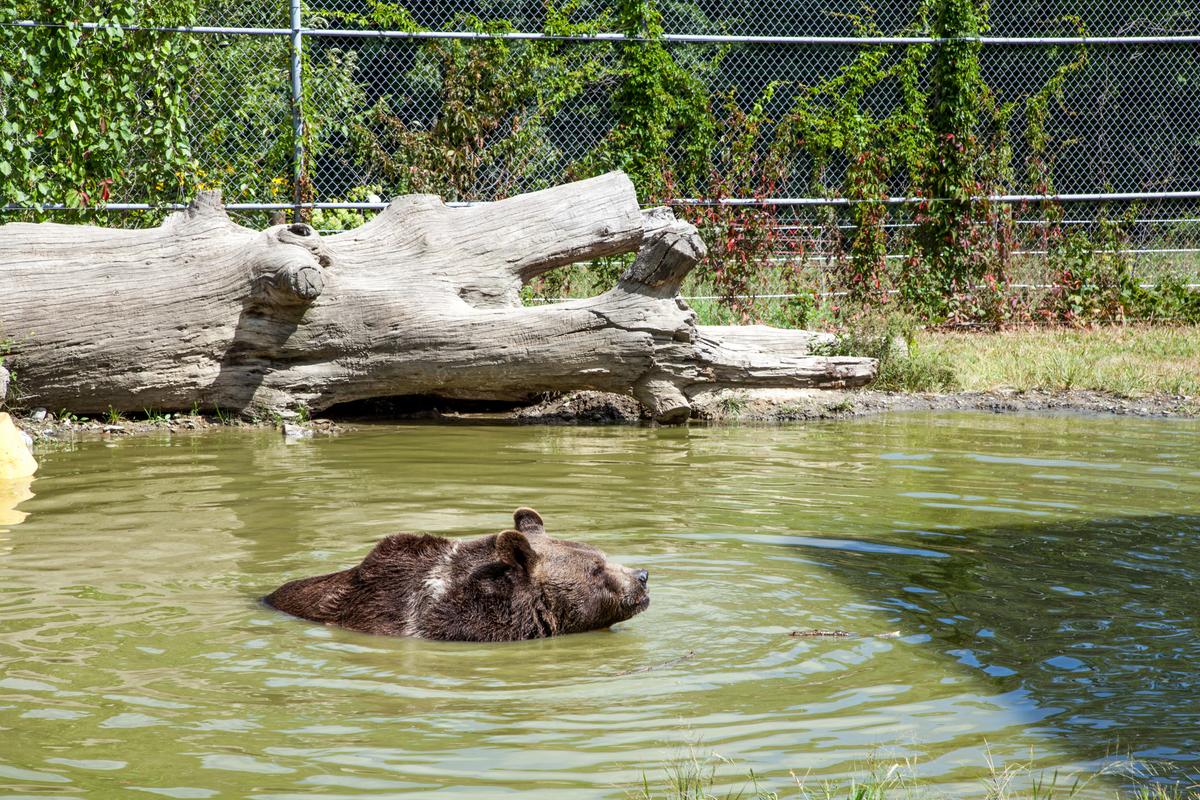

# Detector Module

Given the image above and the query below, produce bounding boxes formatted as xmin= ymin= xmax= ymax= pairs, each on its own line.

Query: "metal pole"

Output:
xmin=289 ymin=0 xmax=304 ymax=223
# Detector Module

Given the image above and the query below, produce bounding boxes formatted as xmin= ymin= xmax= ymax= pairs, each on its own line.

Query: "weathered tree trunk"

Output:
xmin=0 ymin=172 xmax=875 ymax=422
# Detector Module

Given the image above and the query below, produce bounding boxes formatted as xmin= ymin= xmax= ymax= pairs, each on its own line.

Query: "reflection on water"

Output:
xmin=0 ymin=414 xmax=1197 ymax=798
xmin=0 ymin=475 xmax=33 ymax=529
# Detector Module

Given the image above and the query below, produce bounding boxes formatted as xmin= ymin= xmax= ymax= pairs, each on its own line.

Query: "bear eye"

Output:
xmin=590 ymin=562 xmax=605 ymax=577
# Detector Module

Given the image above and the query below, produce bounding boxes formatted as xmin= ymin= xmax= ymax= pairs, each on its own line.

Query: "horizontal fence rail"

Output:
xmin=8 ymin=20 xmax=1200 ymax=45
xmin=9 ymin=192 xmax=1200 ymax=212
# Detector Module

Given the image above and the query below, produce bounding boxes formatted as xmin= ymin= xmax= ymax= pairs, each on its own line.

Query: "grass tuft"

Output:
xmin=630 ymin=747 xmax=1200 ymax=800
xmin=820 ymin=315 xmax=958 ymax=393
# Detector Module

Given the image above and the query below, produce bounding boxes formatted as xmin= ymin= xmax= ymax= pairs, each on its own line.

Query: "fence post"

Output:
xmin=289 ymin=0 xmax=304 ymax=222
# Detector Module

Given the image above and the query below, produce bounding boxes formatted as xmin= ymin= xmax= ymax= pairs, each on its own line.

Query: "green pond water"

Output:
xmin=1 ymin=413 xmax=1198 ymax=799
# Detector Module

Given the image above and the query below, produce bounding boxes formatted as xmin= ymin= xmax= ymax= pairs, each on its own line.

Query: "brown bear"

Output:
xmin=263 ymin=508 xmax=650 ymax=641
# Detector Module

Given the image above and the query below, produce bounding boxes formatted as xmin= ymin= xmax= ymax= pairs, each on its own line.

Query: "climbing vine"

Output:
xmin=908 ymin=0 xmax=992 ymax=307
xmin=315 ymin=0 xmax=619 ymax=201
xmin=773 ymin=34 xmax=931 ymax=306
xmin=588 ymin=0 xmax=715 ymax=198
xmin=0 ymin=0 xmax=200 ymax=209
xmin=676 ymin=85 xmax=787 ymax=321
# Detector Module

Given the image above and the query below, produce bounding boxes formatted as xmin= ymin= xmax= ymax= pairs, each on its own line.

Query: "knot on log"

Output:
xmin=267 ymin=263 xmax=325 ymax=304
xmin=619 ymin=211 xmax=707 ymax=298
xmin=277 ymin=222 xmax=334 ymax=269
xmin=251 ymin=224 xmax=333 ymax=307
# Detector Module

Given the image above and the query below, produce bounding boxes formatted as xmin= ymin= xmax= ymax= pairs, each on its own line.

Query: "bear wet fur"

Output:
xmin=263 ymin=508 xmax=650 ymax=641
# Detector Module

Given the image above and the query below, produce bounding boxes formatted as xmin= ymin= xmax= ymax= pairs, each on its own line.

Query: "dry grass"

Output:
xmin=919 ymin=326 xmax=1200 ymax=397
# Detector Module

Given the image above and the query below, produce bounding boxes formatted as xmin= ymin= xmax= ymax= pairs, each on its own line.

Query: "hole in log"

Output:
xmin=324 ymin=395 xmax=534 ymax=421
xmin=288 ymin=224 xmax=311 ymax=237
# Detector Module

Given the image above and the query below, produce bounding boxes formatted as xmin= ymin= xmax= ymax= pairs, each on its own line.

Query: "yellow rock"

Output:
xmin=0 ymin=413 xmax=36 ymax=528
xmin=0 ymin=412 xmax=37 ymax=479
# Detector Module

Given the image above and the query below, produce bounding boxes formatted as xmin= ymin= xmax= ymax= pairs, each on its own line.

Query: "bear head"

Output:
xmin=501 ymin=507 xmax=650 ymax=636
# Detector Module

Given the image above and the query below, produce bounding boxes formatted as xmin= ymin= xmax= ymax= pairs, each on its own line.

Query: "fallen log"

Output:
xmin=0 ymin=172 xmax=876 ymax=422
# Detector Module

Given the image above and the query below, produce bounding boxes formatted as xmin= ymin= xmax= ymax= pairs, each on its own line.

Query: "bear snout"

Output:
xmin=620 ymin=567 xmax=650 ymax=615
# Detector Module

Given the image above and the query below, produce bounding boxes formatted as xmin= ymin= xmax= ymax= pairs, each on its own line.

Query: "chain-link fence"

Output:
xmin=2 ymin=0 xmax=1199 ymax=286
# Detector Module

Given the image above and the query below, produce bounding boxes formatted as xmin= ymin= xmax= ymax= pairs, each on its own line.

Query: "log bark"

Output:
xmin=0 ymin=172 xmax=875 ymax=422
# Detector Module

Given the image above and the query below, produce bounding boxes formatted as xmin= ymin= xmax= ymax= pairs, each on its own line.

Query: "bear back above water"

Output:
xmin=263 ymin=508 xmax=650 ymax=641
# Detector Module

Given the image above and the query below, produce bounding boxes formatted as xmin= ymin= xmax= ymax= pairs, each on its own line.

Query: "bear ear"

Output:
xmin=513 ymin=507 xmax=545 ymax=536
xmin=496 ymin=529 xmax=538 ymax=573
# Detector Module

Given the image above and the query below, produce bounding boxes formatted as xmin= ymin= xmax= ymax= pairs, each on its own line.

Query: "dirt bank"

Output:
xmin=5 ymin=387 xmax=1196 ymax=443
xmin=687 ymin=387 xmax=1200 ymax=422
xmin=13 ymin=411 xmax=347 ymax=444
xmin=512 ymin=388 xmax=1200 ymax=423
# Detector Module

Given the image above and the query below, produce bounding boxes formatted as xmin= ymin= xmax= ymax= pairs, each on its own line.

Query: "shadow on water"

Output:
xmin=0 ymin=475 xmax=34 ymax=535
xmin=805 ymin=513 xmax=1200 ymax=780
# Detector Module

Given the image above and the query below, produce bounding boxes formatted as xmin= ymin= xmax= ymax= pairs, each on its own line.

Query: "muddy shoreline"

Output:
xmin=505 ymin=388 xmax=1199 ymax=424
xmin=685 ymin=387 xmax=1200 ymax=423
xmin=6 ymin=387 xmax=1196 ymax=443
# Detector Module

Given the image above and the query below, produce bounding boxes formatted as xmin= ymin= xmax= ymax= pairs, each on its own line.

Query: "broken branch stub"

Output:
xmin=0 ymin=171 xmax=876 ymax=421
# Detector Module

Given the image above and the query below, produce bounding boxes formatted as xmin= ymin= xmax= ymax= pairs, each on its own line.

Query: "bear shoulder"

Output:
xmin=356 ymin=532 xmax=451 ymax=579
